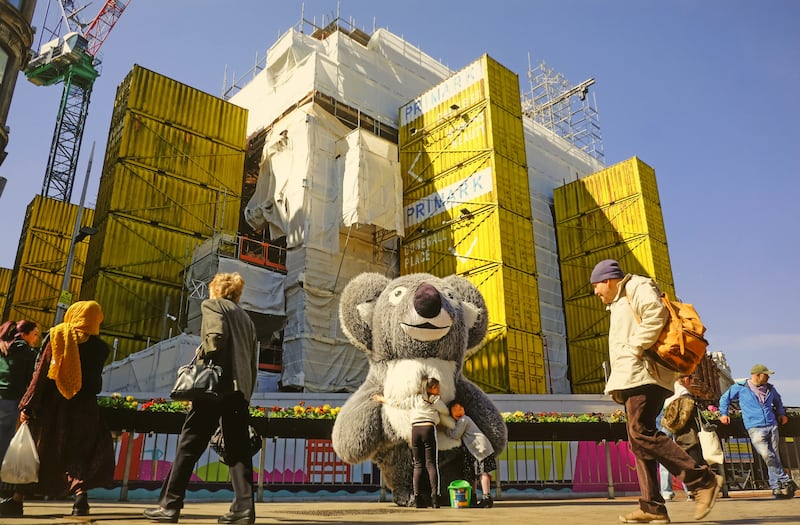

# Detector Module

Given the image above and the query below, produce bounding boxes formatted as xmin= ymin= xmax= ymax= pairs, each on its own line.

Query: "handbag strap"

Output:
xmin=189 ymin=346 xmax=202 ymax=365
xmin=696 ymin=405 xmax=715 ymax=430
xmin=191 ymin=345 xmax=217 ymax=366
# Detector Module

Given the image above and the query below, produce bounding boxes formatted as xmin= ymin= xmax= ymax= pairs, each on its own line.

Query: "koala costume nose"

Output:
xmin=414 ymin=284 xmax=442 ymax=319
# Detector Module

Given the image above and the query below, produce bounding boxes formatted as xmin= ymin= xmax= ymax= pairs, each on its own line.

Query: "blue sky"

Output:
xmin=1 ymin=1 xmax=798 ymax=403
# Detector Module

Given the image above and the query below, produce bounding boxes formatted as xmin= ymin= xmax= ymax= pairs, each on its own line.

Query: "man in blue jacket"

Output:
xmin=719 ymin=364 xmax=797 ymax=499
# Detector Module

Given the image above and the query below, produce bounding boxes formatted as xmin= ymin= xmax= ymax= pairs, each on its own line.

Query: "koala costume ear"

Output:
xmin=339 ymin=272 xmax=390 ymax=352
xmin=443 ymin=275 xmax=488 ymax=353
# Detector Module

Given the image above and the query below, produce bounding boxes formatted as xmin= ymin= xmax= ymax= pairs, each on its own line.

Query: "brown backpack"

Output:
xmin=649 ymin=294 xmax=708 ymax=375
xmin=628 ymin=292 xmax=709 ymax=375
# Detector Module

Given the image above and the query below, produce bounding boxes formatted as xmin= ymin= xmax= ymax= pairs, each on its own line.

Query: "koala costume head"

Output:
xmin=332 ymin=272 xmax=506 ymax=507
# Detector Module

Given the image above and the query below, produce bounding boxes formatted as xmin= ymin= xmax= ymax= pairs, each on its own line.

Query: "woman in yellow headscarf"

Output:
xmin=0 ymin=301 xmax=114 ymax=518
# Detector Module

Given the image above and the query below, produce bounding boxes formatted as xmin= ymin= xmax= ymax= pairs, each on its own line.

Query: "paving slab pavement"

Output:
xmin=3 ymin=491 xmax=797 ymax=525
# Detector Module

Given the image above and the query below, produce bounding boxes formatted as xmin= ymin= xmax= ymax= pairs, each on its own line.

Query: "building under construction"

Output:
xmin=226 ymin=18 xmax=606 ymax=394
xmin=13 ymin=13 xmax=700 ymax=397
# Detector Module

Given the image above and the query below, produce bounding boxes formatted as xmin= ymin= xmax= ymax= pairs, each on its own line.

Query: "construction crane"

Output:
xmin=24 ymin=0 xmax=131 ymax=202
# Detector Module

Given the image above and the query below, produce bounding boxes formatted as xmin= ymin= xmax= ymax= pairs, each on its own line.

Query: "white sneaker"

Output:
xmin=660 ymin=492 xmax=675 ymax=501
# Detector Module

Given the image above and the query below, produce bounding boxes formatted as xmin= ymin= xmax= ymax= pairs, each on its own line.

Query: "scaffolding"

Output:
xmin=521 ymin=59 xmax=604 ymax=162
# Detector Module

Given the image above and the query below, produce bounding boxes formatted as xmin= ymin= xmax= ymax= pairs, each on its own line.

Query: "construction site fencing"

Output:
xmin=102 ymin=411 xmax=800 ymax=501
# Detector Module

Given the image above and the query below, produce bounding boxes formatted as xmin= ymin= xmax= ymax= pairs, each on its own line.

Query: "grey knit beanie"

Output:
xmin=590 ymin=259 xmax=624 ymax=283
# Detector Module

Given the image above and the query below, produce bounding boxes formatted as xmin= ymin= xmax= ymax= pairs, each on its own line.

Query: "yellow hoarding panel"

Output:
xmin=492 ymin=153 xmax=531 ymax=216
xmin=567 ymin=336 xmax=610 ymax=394
xmin=501 ymin=266 xmax=541 ymax=332
xmin=400 ymin=58 xmax=486 ymax=134
xmin=404 ymin=163 xmax=496 ymax=233
xmin=82 ymin=65 xmax=246 ymax=357
xmin=465 ymin=327 xmax=509 ymax=392
xmin=554 ymin=157 xmax=674 ymax=394
xmin=464 ymin=327 xmax=545 ymax=394
xmin=113 ymin=116 xmax=245 ymax=191
xmin=507 ymin=327 xmax=545 ymax=394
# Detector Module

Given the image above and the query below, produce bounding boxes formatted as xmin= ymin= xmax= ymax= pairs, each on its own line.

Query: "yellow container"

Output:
xmin=83 ymin=65 xmax=247 ymax=360
xmin=399 ymin=55 xmax=543 ymax=394
xmin=0 ymin=267 xmax=11 ymax=319
xmin=5 ymin=196 xmax=94 ymax=334
xmin=554 ymin=157 xmax=675 ymax=394
xmin=81 ymin=271 xmax=183 ymax=360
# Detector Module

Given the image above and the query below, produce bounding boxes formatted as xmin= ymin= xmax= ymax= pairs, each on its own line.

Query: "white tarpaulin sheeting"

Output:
xmin=102 ymin=333 xmax=200 ymax=393
xmin=232 ymin=22 xmax=611 ymax=394
xmin=339 ymin=128 xmax=403 ymax=233
xmin=218 ymin=257 xmax=285 ymax=315
xmin=231 ymin=28 xmax=451 ymax=137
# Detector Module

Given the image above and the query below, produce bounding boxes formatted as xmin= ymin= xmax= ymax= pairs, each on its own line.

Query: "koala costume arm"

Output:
xmin=331 ymin=368 xmax=389 ymax=463
xmin=332 ymin=273 xmax=395 ymax=464
xmin=456 ymin=377 xmax=507 ymax=455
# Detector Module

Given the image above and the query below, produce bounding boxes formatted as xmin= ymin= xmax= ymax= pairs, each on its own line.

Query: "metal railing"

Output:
xmin=108 ymin=428 xmax=800 ymax=501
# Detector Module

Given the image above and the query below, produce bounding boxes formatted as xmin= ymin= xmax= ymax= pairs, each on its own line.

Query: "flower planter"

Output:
xmin=133 ymin=410 xmax=186 ymax=434
xmin=100 ymin=407 xmax=137 ymax=431
xmin=261 ymin=418 xmax=334 ymax=439
xmin=506 ymin=421 xmax=628 ymax=442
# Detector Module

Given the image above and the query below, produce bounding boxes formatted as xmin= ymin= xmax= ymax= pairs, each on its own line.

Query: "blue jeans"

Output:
xmin=658 ymin=462 xmax=673 ymax=495
xmin=747 ymin=425 xmax=791 ymax=489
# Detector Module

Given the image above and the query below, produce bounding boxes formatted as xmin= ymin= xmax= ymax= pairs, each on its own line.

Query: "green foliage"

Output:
xmin=501 ymin=411 xmax=611 ymax=423
xmin=138 ymin=398 xmax=190 ymax=413
xmin=96 ymin=392 xmax=138 ymax=410
xmin=97 ymin=395 xmax=796 ymax=424
xmin=262 ymin=401 xmax=340 ymax=419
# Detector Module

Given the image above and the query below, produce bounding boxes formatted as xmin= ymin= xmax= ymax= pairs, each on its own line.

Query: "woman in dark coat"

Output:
xmin=0 ymin=301 xmax=114 ymax=518
xmin=0 ymin=320 xmax=39 ymax=495
xmin=145 ymin=272 xmax=258 ymax=525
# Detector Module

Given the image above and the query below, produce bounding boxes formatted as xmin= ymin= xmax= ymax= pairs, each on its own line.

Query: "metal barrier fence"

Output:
xmin=108 ymin=427 xmax=800 ymax=501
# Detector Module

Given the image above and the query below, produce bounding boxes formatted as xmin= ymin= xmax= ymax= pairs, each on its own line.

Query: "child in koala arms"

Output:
xmin=446 ymin=400 xmax=496 ymax=508
xmin=372 ymin=376 xmax=451 ymax=508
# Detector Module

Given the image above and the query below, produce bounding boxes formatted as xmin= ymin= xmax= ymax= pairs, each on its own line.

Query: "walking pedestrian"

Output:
xmin=144 ymin=272 xmax=258 ymax=524
xmin=590 ymin=259 xmax=722 ymax=523
xmin=446 ymin=400 xmax=496 ymax=507
xmin=0 ymin=302 xmax=114 ymax=518
xmin=718 ymin=364 xmax=797 ymax=499
xmin=372 ymin=376 xmax=452 ymax=508
xmin=0 ymin=320 xmax=39 ymax=498
xmin=658 ymin=375 xmax=705 ymax=501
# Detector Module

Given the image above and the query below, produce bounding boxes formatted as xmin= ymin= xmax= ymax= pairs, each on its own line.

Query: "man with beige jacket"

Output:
xmin=591 ymin=259 xmax=723 ymax=524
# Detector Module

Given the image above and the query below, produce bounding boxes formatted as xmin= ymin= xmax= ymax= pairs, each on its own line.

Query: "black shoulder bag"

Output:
xmin=169 ymin=347 xmax=222 ymax=401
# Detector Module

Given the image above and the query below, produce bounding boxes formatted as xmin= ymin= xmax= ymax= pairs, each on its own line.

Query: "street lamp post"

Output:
xmin=55 ymin=142 xmax=96 ymax=325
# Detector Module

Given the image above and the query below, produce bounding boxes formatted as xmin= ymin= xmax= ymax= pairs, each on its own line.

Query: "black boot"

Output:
xmin=0 ymin=497 xmax=23 ymax=517
xmin=431 ymin=493 xmax=440 ymax=508
xmin=414 ymin=494 xmax=426 ymax=508
xmin=72 ymin=492 xmax=90 ymax=516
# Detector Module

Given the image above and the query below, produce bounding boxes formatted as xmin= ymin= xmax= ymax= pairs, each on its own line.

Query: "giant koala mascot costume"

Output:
xmin=332 ymin=272 xmax=507 ymax=506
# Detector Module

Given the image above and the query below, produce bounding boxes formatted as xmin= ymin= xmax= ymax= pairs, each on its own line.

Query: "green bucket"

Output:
xmin=448 ymin=479 xmax=472 ymax=508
